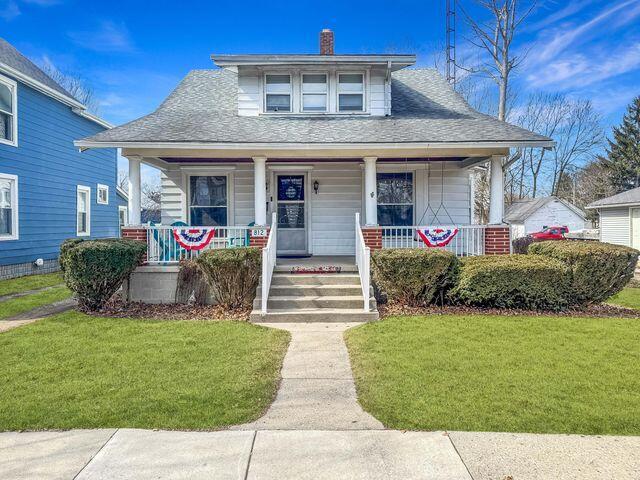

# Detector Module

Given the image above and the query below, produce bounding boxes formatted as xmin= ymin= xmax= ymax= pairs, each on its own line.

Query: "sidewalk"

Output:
xmin=1 ymin=322 xmax=639 ymax=479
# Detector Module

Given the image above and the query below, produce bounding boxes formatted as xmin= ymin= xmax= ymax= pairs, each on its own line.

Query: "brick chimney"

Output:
xmin=320 ymin=29 xmax=334 ymax=55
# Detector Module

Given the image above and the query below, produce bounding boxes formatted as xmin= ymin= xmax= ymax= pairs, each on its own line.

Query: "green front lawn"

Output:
xmin=608 ymin=286 xmax=640 ymax=309
xmin=0 ymin=272 xmax=64 ymax=297
xmin=0 ymin=285 xmax=72 ymax=320
xmin=346 ymin=315 xmax=640 ymax=435
xmin=0 ymin=312 xmax=290 ymax=431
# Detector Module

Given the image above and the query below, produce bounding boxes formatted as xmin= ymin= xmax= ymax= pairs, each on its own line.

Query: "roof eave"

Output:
xmin=586 ymin=201 xmax=640 ymax=210
xmin=74 ymin=139 xmax=555 ymax=151
xmin=211 ymin=54 xmax=416 ymax=69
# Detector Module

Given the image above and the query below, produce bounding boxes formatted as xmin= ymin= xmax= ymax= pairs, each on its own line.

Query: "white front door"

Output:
xmin=632 ymin=208 xmax=640 ymax=249
xmin=275 ymin=174 xmax=308 ymax=255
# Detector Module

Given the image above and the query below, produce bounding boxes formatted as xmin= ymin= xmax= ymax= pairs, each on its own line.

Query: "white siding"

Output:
xmin=233 ymin=164 xmax=255 ymax=225
xmin=310 ymin=163 xmax=362 ymax=255
xmin=237 ymin=74 xmax=260 ymax=117
xmin=422 ymin=162 xmax=472 ymax=225
xmin=160 ymin=168 xmax=184 ymax=224
xmin=523 ymin=201 xmax=587 ymax=234
xmin=599 ymin=207 xmax=630 ymax=246
xmin=369 ymin=70 xmax=386 ymax=116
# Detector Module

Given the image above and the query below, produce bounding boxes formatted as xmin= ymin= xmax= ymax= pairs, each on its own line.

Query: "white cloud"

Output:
xmin=527 ymin=42 xmax=640 ymax=89
xmin=0 ymin=0 xmax=20 ymax=20
xmin=68 ymin=20 xmax=135 ymax=53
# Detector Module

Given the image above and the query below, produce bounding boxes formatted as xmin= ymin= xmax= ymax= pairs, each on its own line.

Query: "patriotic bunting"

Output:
xmin=173 ymin=228 xmax=216 ymax=250
xmin=416 ymin=227 xmax=459 ymax=247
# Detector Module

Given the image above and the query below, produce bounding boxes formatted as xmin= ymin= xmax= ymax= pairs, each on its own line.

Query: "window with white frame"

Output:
xmin=265 ymin=74 xmax=292 ymax=112
xmin=301 ymin=73 xmax=328 ymax=112
xmin=0 ymin=75 xmax=17 ymax=146
xmin=338 ymin=73 xmax=364 ymax=112
xmin=376 ymin=172 xmax=414 ymax=226
xmin=97 ymin=184 xmax=109 ymax=204
xmin=189 ymin=175 xmax=228 ymax=226
xmin=77 ymin=185 xmax=91 ymax=236
xmin=0 ymin=173 xmax=18 ymax=240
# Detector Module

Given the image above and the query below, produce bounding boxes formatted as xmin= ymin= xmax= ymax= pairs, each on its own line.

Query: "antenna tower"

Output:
xmin=446 ymin=0 xmax=456 ymax=87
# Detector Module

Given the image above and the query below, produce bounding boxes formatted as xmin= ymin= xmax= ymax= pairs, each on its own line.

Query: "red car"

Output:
xmin=530 ymin=226 xmax=569 ymax=241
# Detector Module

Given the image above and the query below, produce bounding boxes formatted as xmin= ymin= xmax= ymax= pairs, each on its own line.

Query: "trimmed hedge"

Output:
xmin=529 ymin=240 xmax=639 ymax=305
xmin=371 ymin=248 xmax=458 ymax=306
xmin=196 ymin=247 xmax=261 ymax=309
xmin=175 ymin=259 xmax=209 ymax=305
xmin=60 ymin=238 xmax=146 ymax=311
xmin=450 ymin=255 xmax=569 ymax=310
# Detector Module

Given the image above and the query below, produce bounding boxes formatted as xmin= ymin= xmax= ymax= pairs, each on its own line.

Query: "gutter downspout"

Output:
xmin=384 ymin=61 xmax=392 ymax=116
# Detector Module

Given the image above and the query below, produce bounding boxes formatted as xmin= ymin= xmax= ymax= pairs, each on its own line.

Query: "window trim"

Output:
xmin=0 ymin=172 xmax=18 ymax=241
xmin=300 ymin=72 xmax=328 ymax=113
xmin=97 ymin=184 xmax=109 ymax=205
xmin=76 ymin=185 xmax=91 ymax=237
xmin=0 ymin=73 xmax=18 ymax=147
xmin=264 ymin=72 xmax=293 ymax=113
xmin=337 ymin=71 xmax=366 ymax=113
xmin=186 ymin=173 xmax=232 ymax=226
xmin=376 ymin=171 xmax=415 ymax=227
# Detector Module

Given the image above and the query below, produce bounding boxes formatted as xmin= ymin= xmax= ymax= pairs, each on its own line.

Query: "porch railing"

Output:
xmin=261 ymin=213 xmax=277 ymax=315
xmin=146 ymin=225 xmax=253 ymax=264
xmin=355 ymin=213 xmax=371 ymax=312
xmin=380 ymin=225 xmax=487 ymax=256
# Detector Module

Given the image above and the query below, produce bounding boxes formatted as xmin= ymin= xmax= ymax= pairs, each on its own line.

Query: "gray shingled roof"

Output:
xmin=80 ymin=68 xmax=552 ymax=145
xmin=587 ymin=187 xmax=640 ymax=208
xmin=0 ymin=37 xmax=75 ymax=100
xmin=505 ymin=196 xmax=585 ymax=223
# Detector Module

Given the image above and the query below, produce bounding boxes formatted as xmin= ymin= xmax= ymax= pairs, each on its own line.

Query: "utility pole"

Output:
xmin=446 ymin=0 xmax=456 ymax=87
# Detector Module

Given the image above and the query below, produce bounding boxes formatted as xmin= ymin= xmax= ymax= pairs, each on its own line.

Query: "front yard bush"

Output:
xmin=512 ymin=235 xmax=535 ymax=254
xmin=371 ymin=248 xmax=458 ymax=306
xmin=529 ymin=241 xmax=639 ymax=305
xmin=60 ymin=238 xmax=146 ymax=311
xmin=450 ymin=255 xmax=569 ymax=310
xmin=196 ymin=247 xmax=261 ymax=309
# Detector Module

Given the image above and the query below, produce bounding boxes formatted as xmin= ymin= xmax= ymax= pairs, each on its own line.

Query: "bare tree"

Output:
xmin=549 ymin=100 xmax=604 ymax=195
xmin=460 ymin=0 xmax=535 ymax=121
xmin=117 ymin=171 xmax=129 ymax=192
xmin=142 ymin=183 xmax=161 ymax=211
xmin=41 ymin=61 xmax=100 ymax=114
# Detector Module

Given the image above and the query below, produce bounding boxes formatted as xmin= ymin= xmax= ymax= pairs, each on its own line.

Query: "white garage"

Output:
xmin=505 ymin=196 xmax=589 ymax=239
xmin=587 ymin=187 xmax=640 ymax=250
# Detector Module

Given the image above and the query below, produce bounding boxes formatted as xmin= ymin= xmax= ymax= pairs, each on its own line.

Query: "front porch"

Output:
xmin=120 ymin=153 xmax=511 ymax=318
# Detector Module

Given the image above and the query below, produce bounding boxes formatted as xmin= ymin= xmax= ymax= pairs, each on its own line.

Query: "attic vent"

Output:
xmin=320 ymin=29 xmax=334 ymax=55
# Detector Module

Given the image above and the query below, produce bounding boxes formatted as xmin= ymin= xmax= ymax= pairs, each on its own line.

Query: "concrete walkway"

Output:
xmin=0 ymin=298 xmax=76 ymax=333
xmin=3 ymin=428 xmax=639 ymax=479
xmin=233 ymin=322 xmax=383 ymax=430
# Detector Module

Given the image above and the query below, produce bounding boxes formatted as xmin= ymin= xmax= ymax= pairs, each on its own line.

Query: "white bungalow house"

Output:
xmin=75 ymin=30 xmax=553 ymax=321
xmin=505 ymin=196 xmax=589 ymax=239
xmin=586 ymin=186 xmax=640 ymax=250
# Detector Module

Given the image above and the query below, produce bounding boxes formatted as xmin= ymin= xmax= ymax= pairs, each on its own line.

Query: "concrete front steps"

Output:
xmin=250 ymin=271 xmax=378 ymax=323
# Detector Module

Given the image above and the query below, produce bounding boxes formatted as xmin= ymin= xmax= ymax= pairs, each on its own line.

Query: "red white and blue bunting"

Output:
xmin=416 ymin=227 xmax=459 ymax=247
xmin=173 ymin=228 xmax=216 ymax=251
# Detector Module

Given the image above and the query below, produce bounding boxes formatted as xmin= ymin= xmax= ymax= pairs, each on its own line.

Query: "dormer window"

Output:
xmin=302 ymin=74 xmax=327 ymax=112
xmin=265 ymin=74 xmax=291 ymax=112
xmin=338 ymin=73 xmax=364 ymax=112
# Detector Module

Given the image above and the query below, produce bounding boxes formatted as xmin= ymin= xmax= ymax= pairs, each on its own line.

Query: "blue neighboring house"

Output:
xmin=0 ymin=38 xmax=117 ymax=279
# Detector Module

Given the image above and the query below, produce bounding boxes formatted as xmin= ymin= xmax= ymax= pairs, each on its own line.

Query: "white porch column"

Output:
xmin=253 ymin=156 xmax=267 ymax=226
xmin=363 ymin=156 xmax=378 ymax=226
xmin=128 ymin=157 xmax=142 ymax=225
xmin=489 ymin=155 xmax=504 ymax=224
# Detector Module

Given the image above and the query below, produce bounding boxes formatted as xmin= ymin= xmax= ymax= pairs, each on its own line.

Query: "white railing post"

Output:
xmin=261 ymin=212 xmax=277 ymax=315
xmin=355 ymin=213 xmax=371 ymax=312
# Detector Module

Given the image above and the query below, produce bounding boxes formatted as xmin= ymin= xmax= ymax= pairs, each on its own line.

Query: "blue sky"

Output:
xmin=2 ymin=0 xmax=639 ymax=183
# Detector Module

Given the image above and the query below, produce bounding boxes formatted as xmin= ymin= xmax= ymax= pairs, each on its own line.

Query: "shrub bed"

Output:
xmin=196 ymin=247 xmax=261 ymax=309
xmin=450 ymin=255 xmax=569 ymax=310
xmin=529 ymin=241 xmax=639 ymax=305
xmin=60 ymin=238 xmax=146 ymax=311
xmin=371 ymin=248 xmax=458 ymax=306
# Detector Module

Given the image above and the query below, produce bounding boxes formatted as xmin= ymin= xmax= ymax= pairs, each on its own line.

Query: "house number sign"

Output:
xmin=251 ymin=228 xmax=268 ymax=237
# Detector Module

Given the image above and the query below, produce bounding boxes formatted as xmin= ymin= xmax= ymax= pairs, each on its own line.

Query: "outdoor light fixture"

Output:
xmin=313 ymin=180 xmax=319 ymax=194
